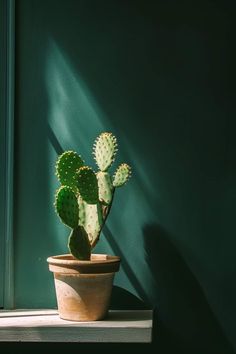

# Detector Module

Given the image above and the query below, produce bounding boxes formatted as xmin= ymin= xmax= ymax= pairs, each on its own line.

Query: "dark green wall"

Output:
xmin=0 ymin=0 xmax=7 ymax=307
xmin=10 ymin=0 xmax=236 ymax=353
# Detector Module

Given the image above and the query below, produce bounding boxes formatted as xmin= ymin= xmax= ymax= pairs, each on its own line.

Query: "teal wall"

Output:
xmin=0 ymin=0 xmax=7 ymax=307
xmin=11 ymin=0 xmax=236 ymax=353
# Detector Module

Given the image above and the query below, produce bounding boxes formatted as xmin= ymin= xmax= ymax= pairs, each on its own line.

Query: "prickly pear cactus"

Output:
xmin=55 ymin=186 xmax=78 ymax=229
xmin=76 ymin=166 xmax=99 ymax=204
xmin=97 ymin=171 xmax=113 ymax=205
xmin=93 ymin=132 xmax=117 ymax=171
xmin=54 ymin=132 xmax=132 ymax=260
xmin=113 ymin=163 xmax=132 ymax=187
xmin=56 ymin=151 xmax=84 ymax=191
xmin=68 ymin=225 xmax=91 ymax=260
xmin=78 ymin=197 xmax=103 ymax=246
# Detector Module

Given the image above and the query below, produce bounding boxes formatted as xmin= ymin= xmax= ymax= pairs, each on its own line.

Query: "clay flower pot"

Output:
xmin=47 ymin=254 xmax=120 ymax=321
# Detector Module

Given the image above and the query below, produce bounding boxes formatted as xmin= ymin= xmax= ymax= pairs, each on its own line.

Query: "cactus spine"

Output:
xmin=54 ymin=132 xmax=131 ymax=260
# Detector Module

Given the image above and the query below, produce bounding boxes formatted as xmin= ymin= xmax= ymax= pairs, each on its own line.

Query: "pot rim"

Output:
xmin=47 ymin=253 xmax=121 ymax=274
xmin=47 ymin=253 xmax=120 ymax=265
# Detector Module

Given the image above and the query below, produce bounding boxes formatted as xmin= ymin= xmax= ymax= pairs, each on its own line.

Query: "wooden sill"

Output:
xmin=0 ymin=309 xmax=153 ymax=343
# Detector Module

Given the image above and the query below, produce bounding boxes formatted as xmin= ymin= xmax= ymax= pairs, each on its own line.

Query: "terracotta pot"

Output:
xmin=47 ymin=254 xmax=120 ymax=321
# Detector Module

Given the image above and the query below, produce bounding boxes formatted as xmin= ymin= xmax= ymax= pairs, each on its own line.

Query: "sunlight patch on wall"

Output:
xmin=45 ymin=39 xmax=106 ymax=156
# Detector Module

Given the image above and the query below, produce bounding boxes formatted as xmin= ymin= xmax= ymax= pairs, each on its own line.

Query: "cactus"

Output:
xmin=113 ymin=163 xmax=132 ymax=187
xmin=54 ymin=132 xmax=132 ymax=260
xmin=56 ymin=151 xmax=84 ymax=191
xmin=93 ymin=132 xmax=117 ymax=171
xmin=76 ymin=166 xmax=99 ymax=204
xmin=97 ymin=171 xmax=113 ymax=205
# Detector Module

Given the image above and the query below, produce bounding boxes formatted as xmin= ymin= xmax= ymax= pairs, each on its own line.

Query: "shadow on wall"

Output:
xmin=143 ymin=224 xmax=235 ymax=354
xmin=102 ymin=224 xmax=152 ymax=309
xmin=110 ymin=286 xmax=149 ymax=310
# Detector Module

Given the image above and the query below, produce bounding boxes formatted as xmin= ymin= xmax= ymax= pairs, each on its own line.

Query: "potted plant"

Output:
xmin=47 ymin=132 xmax=131 ymax=321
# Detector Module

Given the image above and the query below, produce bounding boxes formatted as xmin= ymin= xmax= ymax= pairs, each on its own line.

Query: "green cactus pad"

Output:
xmin=68 ymin=225 xmax=91 ymax=260
xmin=55 ymin=186 xmax=79 ymax=228
xmin=113 ymin=163 xmax=132 ymax=187
xmin=78 ymin=198 xmax=103 ymax=248
xmin=93 ymin=132 xmax=117 ymax=172
xmin=77 ymin=166 xmax=99 ymax=204
xmin=78 ymin=195 xmax=86 ymax=226
xmin=55 ymin=151 xmax=84 ymax=190
xmin=97 ymin=171 xmax=114 ymax=205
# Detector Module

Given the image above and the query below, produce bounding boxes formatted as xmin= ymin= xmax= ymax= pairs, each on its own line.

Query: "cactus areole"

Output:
xmin=54 ymin=132 xmax=132 ymax=260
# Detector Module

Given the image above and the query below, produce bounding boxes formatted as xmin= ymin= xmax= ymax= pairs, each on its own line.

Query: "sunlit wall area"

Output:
xmin=13 ymin=1 xmax=236 ymax=353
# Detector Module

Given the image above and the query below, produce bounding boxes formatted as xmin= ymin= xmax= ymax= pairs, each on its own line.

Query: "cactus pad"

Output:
xmin=93 ymin=132 xmax=117 ymax=171
xmin=68 ymin=225 xmax=91 ymax=260
xmin=77 ymin=166 xmax=99 ymax=204
xmin=97 ymin=171 xmax=114 ymax=205
xmin=56 ymin=151 xmax=84 ymax=190
xmin=78 ymin=198 xmax=103 ymax=247
xmin=55 ymin=186 xmax=79 ymax=228
xmin=113 ymin=163 xmax=132 ymax=187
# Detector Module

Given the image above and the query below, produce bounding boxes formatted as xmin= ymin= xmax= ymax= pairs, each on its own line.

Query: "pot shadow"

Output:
xmin=102 ymin=224 xmax=153 ymax=309
xmin=110 ymin=285 xmax=150 ymax=311
xmin=143 ymin=223 xmax=235 ymax=354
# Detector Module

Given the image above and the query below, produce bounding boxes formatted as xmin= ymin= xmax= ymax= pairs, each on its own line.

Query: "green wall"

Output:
xmin=0 ymin=0 xmax=7 ymax=307
xmin=10 ymin=0 xmax=236 ymax=353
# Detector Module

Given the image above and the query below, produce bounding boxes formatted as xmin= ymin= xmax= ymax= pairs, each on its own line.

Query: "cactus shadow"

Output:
xmin=143 ymin=223 xmax=235 ymax=354
xmin=102 ymin=225 xmax=152 ymax=309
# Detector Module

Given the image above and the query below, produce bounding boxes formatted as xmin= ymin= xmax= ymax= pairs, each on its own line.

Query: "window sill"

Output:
xmin=0 ymin=309 xmax=153 ymax=343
